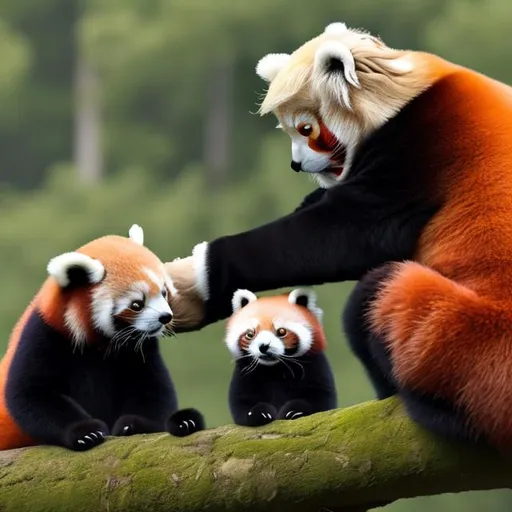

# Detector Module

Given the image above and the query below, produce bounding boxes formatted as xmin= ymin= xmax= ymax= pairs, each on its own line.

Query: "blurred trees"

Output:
xmin=0 ymin=0 xmax=511 ymax=510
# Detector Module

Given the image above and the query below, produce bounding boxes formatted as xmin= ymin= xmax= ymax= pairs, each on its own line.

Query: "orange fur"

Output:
xmin=0 ymin=304 xmax=38 ymax=450
xmin=369 ymin=64 xmax=512 ymax=447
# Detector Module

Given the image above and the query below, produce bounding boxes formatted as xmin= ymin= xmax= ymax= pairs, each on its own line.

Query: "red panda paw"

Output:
xmin=246 ymin=403 xmax=278 ymax=427
xmin=112 ymin=415 xmax=162 ymax=436
xmin=277 ymin=400 xmax=312 ymax=420
xmin=167 ymin=408 xmax=206 ymax=437
xmin=64 ymin=419 xmax=109 ymax=451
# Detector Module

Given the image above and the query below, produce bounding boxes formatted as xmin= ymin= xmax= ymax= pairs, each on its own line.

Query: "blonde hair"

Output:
xmin=256 ymin=27 xmax=442 ymax=124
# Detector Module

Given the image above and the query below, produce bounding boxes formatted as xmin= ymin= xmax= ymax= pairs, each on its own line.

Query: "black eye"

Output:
xmin=297 ymin=123 xmax=313 ymax=137
xmin=129 ymin=300 xmax=144 ymax=312
xmin=245 ymin=329 xmax=255 ymax=340
xmin=276 ymin=328 xmax=287 ymax=338
xmin=161 ymin=288 xmax=167 ymax=298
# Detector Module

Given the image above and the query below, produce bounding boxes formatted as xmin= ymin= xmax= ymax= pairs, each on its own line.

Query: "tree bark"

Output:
xmin=0 ymin=397 xmax=510 ymax=512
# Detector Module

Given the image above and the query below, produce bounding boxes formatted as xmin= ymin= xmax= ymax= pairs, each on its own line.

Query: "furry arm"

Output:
xmin=199 ymin=181 xmax=435 ymax=324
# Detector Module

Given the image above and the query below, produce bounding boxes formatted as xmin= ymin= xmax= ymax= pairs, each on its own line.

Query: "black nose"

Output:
xmin=290 ymin=160 xmax=302 ymax=172
xmin=158 ymin=313 xmax=173 ymax=325
xmin=259 ymin=343 xmax=270 ymax=354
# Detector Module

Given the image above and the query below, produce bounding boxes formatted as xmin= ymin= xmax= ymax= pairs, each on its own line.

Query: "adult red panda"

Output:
xmin=0 ymin=224 xmax=204 ymax=451
xmin=225 ymin=288 xmax=336 ymax=426
xmin=165 ymin=22 xmax=512 ymax=450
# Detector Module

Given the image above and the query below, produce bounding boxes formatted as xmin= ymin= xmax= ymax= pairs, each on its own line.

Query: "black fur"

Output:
xmin=5 ymin=310 xmax=204 ymax=451
xmin=343 ymin=265 xmax=480 ymax=444
xmin=200 ymin=77 xmax=453 ymax=326
xmin=229 ymin=353 xmax=337 ymax=427
xmin=167 ymin=408 xmax=206 ymax=437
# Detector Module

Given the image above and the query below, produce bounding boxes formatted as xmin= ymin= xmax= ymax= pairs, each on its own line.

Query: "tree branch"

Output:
xmin=0 ymin=397 xmax=510 ymax=512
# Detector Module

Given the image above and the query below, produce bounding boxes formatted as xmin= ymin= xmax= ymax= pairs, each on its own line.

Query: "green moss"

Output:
xmin=0 ymin=398 xmax=511 ymax=512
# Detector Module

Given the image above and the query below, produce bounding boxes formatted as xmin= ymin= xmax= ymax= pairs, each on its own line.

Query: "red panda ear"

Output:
xmin=128 ymin=224 xmax=144 ymax=246
xmin=324 ymin=22 xmax=349 ymax=35
xmin=312 ymin=40 xmax=360 ymax=108
xmin=232 ymin=289 xmax=257 ymax=313
xmin=288 ymin=288 xmax=323 ymax=322
xmin=47 ymin=252 xmax=105 ymax=289
xmin=256 ymin=53 xmax=291 ymax=83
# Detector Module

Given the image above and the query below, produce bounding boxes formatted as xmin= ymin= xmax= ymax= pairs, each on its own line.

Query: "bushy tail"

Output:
xmin=369 ymin=261 xmax=512 ymax=447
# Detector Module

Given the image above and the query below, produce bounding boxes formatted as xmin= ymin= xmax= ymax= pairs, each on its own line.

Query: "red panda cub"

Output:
xmin=225 ymin=288 xmax=337 ymax=426
xmin=0 ymin=224 xmax=204 ymax=452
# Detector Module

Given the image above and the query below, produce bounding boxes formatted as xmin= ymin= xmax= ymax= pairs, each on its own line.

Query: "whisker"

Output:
xmin=277 ymin=356 xmax=296 ymax=379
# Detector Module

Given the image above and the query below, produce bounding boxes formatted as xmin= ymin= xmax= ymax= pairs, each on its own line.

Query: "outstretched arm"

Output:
xmin=167 ymin=182 xmax=436 ymax=330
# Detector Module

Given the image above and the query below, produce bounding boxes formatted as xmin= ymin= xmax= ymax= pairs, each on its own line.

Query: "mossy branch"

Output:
xmin=1 ymin=397 xmax=510 ymax=512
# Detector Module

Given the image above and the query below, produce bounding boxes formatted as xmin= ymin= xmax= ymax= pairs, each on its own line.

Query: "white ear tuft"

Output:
xmin=314 ymin=41 xmax=360 ymax=89
xmin=232 ymin=289 xmax=258 ymax=313
xmin=128 ymin=224 xmax=144 ymax=246
xmin=324 ymin=22 xmax=348 ymax=35
xmin=47 ymin=252 xmax=105 ymax=288
xmin=288 ymin=288 xmax=323 ymax=322
xmin=256 ymin=53 xmax=291 ymax=83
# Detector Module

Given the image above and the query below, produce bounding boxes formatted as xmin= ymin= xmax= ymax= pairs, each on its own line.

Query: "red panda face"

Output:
xmin=44 ymin=225 xmax=176 ymax=347
xmin=256 ymin=22 xmax=431 ymax=189
xmin=278 ymin=110 xmax=347 ymax=188
xmin=225 ymin=288 xmax=326 ymax=366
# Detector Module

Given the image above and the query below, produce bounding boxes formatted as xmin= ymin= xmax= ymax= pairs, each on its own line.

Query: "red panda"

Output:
xmin=225 ymin=288 xmax=336 ymax=426
xmin=0 ymin=224 xmax=204 ymax=452
xmin=164 ymin=23 xmax=512 ymax=450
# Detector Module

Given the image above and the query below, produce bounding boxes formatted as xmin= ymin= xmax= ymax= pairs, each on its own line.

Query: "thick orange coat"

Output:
xmin=369 ymin=62 xmax=512 ymax=447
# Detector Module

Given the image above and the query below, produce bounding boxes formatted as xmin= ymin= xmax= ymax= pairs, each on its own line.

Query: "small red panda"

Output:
xmin=225 ymin=288 xmax=337 ymax=426
xmin=0 ymin=224 xmax=204 ymax=452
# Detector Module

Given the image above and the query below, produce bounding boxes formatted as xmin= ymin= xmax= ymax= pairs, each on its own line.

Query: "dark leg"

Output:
xmin=6 ymin=312 xmax=108 ymax=451
xmin=400 ymin=389 xmax=484 ymax=444
xmin=112 ymin=339 xmax=178 ymax=436
xmin=342 ymin=265 xmax=398 ymax=399
xmin=228 ymin=367 xmax=277 ymax=426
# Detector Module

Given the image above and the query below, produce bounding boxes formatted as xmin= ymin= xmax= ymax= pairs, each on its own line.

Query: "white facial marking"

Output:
xmin=133 ymin=293 xmax=173 ymax=337
xmin=164 ymin=274 xmax=178 ymax=297
xmin=247 ymin=331 xmax=284 ymax=366
xmin=64 ymin=305 xmax=87 ymax=347
xmin=91 ymin=286 xmax=116 ymax=337
xmin=225 ymin=318 xmax=259 ymax=359
xmin=144 ymin=267 xmax=164 ymax=289
xmin=291 ymin=137 xmax=332 ymax=173
xmin=113 ymin=281 xmax=150 ymax=315
xmin=273 ymin=319 xmax=313 ymax=358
